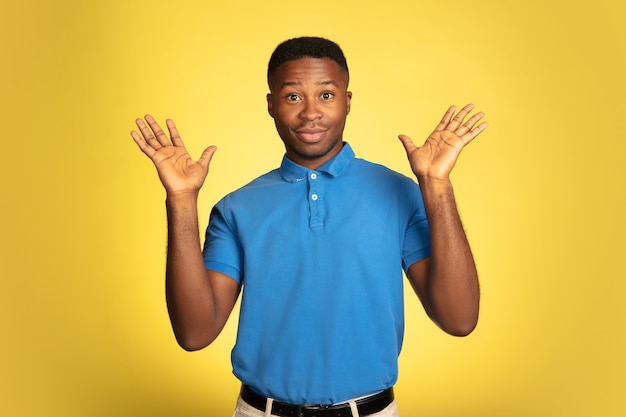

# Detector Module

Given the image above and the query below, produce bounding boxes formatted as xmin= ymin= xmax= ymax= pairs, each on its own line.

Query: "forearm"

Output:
xmin=165 ymin=192 xmax=219 ymax=350
xmin=419 ymin=179 xmax=479 ymax=336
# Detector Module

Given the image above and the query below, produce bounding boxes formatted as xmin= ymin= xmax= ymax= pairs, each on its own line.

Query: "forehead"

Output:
xmin=269 ymin=57 xmax=348 ymax=91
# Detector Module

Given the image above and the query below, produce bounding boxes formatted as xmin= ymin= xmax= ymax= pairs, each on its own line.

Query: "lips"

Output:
xmin=295 ymin=129 xmax=327 ymax=143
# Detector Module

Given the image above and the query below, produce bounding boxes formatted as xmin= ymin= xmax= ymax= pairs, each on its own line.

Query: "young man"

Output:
xmin=131 ymin=37 xmax=487 ymax=417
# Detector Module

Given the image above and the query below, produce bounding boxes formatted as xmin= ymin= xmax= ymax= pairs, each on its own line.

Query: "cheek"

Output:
xmin=330 ymin=107 xmax=349 ymax=125
xmin=276 ymin=108 xmax=298 ymax=125
xmin=273 ymin=113 xmax=294 ymax=133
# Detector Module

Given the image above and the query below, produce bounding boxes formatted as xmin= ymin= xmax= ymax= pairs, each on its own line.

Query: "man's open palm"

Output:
xmin=131 ymin=115 xmax=216 ymax=195
xmin=399 ymin=104 xmax=488 ymax=182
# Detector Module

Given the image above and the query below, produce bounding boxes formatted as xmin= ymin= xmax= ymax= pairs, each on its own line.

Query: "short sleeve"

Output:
xmin=202 ymin=198 xmax=244 ymax=284
xmin=401 ymin=184 xmax=431 ymax=272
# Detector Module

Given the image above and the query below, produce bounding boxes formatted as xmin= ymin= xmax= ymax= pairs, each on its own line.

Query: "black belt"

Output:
xmin=240 ymin=385 xmax=394 ymax=417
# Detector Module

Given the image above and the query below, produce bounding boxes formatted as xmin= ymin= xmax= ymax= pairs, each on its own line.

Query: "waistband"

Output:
xmin=240 ymin=385 xmax=394 ymax=417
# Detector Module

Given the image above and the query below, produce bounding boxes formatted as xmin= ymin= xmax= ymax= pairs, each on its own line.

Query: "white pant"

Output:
xmin=232 ymin=395 xmax=400 ymax=417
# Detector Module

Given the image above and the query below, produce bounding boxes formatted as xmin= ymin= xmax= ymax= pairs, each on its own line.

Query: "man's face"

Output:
xmin=267 ymin=57 xmax=352 ymax=169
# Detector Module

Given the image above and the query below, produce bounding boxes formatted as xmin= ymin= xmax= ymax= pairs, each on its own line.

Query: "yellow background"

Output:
xmin=1 ymin=0 xmax=624 ymax=416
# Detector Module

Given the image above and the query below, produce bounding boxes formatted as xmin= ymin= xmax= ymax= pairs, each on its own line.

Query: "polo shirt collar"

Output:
xmin=279 ymin=142 xmax=355 ymax=182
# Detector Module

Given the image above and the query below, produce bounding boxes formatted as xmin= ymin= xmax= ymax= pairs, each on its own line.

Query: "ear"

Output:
xmin=346 ymin=91 xmax=352 ymax=115
xmin=266 ymin=93 xmax=274 ymax=118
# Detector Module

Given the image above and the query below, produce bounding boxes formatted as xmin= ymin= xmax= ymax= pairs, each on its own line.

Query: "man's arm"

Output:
xmin=398 ymin=104 xmax=487 ymax=336
xmin=131 ymin=115 xmax=240 ymax=351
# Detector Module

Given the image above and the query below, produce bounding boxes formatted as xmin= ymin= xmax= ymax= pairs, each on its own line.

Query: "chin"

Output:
xmin=292 ymin=141 xmax=341 ymax=160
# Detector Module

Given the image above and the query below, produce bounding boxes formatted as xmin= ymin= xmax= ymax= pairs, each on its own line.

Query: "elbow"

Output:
xmin=427 ymin=291 xmax=480 ymax=337
xmin=174 ymin=331 xmax=215 ymax=352
xmin=178 ymin=340 xmax=209 ymax=352
xmin=444 ymin=320 xmax=478 ymax=337
xmin=431 ymin=308 xmax=479 ymax=337
xmin=169 ymin=314 xmax=224 ymax=351
xmin=438 ymin=314 xmax=479 ymax=337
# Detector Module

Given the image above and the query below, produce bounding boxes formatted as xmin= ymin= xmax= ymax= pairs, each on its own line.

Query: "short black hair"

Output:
xmin=267 ymin=36 xmax=349 ymax=85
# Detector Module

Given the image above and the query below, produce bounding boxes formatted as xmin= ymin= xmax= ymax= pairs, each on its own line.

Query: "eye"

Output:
xmin=286 ymin=94 xmax=301 ymax=101
xmin=321 ymin=92 xmax=334 ymax=100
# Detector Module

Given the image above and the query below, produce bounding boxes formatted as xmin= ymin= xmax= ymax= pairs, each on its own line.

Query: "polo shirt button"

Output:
xmin=310 ymin=173 xmax=317 ymax=180
xmin=311 ymin=194 xmax=318 ymax=201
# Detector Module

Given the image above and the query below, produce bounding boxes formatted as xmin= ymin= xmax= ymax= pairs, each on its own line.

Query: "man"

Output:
xmin=131 ymin=37 xmax=487 ymax=417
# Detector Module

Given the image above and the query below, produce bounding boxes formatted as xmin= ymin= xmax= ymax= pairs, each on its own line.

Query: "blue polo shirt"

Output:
xmin=203 ymin=143 xmax=430 ymax=405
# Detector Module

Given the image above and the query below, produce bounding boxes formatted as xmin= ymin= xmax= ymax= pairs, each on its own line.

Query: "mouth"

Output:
xmin=295 ymin=129 xmax=327 ymax=143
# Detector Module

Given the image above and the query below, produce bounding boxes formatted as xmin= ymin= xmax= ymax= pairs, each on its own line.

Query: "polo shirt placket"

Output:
xmin=307 ymin=171 xmax=324 ymax=228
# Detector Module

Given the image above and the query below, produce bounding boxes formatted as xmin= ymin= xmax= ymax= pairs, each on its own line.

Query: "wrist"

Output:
xmin=417 ymin=176 xmax=452 ymax=193
xmin=166 ymin=190 xmax=200 ymax=205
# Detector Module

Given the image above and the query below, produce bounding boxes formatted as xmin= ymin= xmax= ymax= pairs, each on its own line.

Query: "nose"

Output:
xmin=299 ymin=99 xmax=322 ymax=121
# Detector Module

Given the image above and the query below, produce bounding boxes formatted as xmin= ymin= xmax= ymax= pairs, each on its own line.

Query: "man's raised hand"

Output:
xmin=131 ymin=115 xmax=217 ymax=196
xmin=398 ymin=104 xmax=487 ymax=183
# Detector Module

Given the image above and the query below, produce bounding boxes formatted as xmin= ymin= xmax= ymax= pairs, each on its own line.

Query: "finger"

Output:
xmin=130 ymin=129 xmax=156 ymax=158
xmin=460 ymin=121 xmax=489 ymax=145
xmin=434 ymin=106 xmax=457 ymax=131
xmin=197 ymin=146 xmax=218 ymax=169
xmin=446 ymin=103 xmax=474 ymax=131
xmin=398 ymin=134 xmax=418 ymax=154
xmin=135 ymin=117 xmax=163 ymax=149
xmin=144 ymin=114 xmax=171 ymax=147
xmin=456 ymin=111 xmax=485 ymax=136
xmin=166 ymin=119 xmax=184 ymax=147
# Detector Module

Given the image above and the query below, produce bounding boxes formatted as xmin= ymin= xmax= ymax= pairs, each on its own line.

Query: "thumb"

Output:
xmin=198 ymin=146 xmax=218 ymax=169
xmin=398 ymin=134 xmax=417 ymax=154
